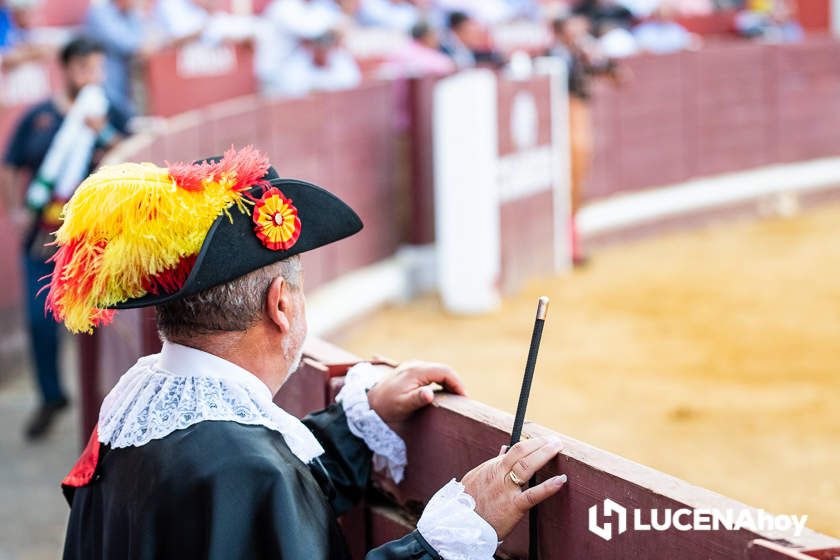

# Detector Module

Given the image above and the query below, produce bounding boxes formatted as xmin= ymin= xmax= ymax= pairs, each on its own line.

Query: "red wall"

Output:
xmin=145 ymin=44 xmax=258 ymax=117
xmin=586 ymin=37 xmax=840 ymax=202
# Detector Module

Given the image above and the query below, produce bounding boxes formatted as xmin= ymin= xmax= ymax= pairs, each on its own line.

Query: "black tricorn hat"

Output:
xmin=46 ymin=148 xmax=363 ymax=333
xmin=116 ymin=160 xmax=363 ymax=309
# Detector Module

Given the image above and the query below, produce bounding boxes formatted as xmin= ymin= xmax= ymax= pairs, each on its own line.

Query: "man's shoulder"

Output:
xmin=17 ymin=99 xmax=57 ymax=123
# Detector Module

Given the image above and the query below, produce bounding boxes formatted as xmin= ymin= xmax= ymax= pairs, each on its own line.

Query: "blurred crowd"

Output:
xmin=0 ymin=0 xmax=807 ymax=112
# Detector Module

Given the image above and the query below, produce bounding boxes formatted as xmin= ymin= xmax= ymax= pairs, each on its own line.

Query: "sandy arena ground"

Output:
xmin=334 ymin=204 xmax=840 ymax=537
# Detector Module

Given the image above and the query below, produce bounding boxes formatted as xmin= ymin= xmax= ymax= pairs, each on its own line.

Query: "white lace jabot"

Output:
xmin=97 ymin=342 xmax=325 ymax=464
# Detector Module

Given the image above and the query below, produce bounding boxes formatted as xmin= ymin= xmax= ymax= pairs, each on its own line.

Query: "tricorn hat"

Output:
xmin=46 ymin=146 xmax=362 ymax=333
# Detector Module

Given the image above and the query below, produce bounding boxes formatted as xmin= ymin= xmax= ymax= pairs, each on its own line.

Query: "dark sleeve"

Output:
xmin=302 ymin=403 xmax=372 ymax=515
xmin=106 ymin=102 xmax=133 ymax=135
xmin=303 ymin=407 xmax=443 ymax=559
xmin=3 ymin=107 xmax=34 ymax=168
xmin=366 ymin=531 xmax=442 ymax=560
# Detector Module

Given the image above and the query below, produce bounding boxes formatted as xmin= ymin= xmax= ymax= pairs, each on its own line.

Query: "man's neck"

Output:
xmin=169 ymin=334 xmax=288 ymax=395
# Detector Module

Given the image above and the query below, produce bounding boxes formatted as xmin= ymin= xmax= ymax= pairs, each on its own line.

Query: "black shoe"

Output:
xmin=24 ymin=398 xmax=70 ymax=441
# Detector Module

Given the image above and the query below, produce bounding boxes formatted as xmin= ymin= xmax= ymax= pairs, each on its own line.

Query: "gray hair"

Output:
xmin=156 ymin=256 xmax=302 ymax=341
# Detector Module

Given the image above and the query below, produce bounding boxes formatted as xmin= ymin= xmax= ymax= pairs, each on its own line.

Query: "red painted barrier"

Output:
xmin=586 ymin=37 xmax=840 ymax=202
xmin=144 ymin=43 xmax=258 ymax=117
xmin=497 ymin=75 xmax=559 ymax=292
xmin=677 ymin=10 xmax=738 ymax=36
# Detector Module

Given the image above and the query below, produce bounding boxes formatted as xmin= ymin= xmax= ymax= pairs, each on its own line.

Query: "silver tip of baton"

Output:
xmin=536 ymin=296 xmax=549 ymax=320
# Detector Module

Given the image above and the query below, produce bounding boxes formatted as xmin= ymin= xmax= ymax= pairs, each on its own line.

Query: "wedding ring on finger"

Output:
xmin=508 ymin=470 xmax=527 ymax=487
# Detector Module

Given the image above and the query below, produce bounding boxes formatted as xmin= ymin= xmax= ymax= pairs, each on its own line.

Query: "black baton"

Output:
xmin=509 ymin=296 xmax=549 ymax=559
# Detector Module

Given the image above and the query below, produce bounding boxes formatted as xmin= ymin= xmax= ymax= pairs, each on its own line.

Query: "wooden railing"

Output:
xmin=276 ymin=338 xmax=840 ymax=559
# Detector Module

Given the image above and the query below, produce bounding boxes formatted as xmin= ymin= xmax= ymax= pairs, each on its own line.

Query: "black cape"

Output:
xmin=62 ymin=404 xmax=441 ymax=559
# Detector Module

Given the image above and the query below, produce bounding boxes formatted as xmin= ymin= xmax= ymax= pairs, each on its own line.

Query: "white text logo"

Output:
xmin=588 ymin=499 xmax=808 ymax=541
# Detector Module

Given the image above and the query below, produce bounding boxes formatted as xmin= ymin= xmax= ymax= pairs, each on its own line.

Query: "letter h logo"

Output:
xmin=588 ymin=499 xmax=628 ymax=541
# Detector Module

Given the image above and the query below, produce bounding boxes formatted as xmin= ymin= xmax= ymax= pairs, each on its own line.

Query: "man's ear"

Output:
xmin=266 ymin=276 xmax=292 ymax=334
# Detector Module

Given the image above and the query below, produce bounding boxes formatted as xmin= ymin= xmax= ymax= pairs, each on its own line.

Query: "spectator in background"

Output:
xmin=549 ymin=14 xmax=624 ymax=265
xmin=440 ymin=11 xmax=505 ymax=69
xmin=256 ymin=0 xmax=342 ymax=85
xmin=262 ymin=0 xmax=342 ymax=47
xmin=633 ymin=5 xmax=702 ymax=54
xmin=357 ymin=0 xmax=420 ymax=32
xmin=0 ymin=0 xmax=27 ymax=49
xmin=735 ymin=0 xmax=803 ymax=42
xmin=153 ymin=0 xmax=214 ymax=44
xmin=85 ymin=0 xmax=155 ymax=112
xmin=0 ymin=0 xmax=51 ymax=71
xmin=598 ymin=20 xmax=639 ymax=57
xmin=1 ymin=37 xmax=132 ymax=440
xmin=573 ymin=0 xmax=635 ymax=36
xmin=434 ymin=0 xmax=520 ymax=25
xmin=259 ymin=29 xmax=361 ymax=97
xmin=380 ymin=20 xmax=455 ymax=77
xmin=154 ymin=0 xmax=264 ymax=46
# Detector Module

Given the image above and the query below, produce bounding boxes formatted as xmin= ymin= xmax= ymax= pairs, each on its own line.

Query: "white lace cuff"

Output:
xmin=336 ymin=362 xmax=407 ymax=483
xmin=417 ymin=479 xmax=499 ymax=560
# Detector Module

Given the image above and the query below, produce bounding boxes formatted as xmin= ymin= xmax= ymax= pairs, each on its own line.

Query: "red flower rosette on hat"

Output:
xmin=252 ymin=187 xmax=301 ymax=251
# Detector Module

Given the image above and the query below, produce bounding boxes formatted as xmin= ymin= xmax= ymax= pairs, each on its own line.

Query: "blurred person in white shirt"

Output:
xmin=735 ymin=0 xmax=803 ymax=43
xmin=633 ymin=5 xmax=702 ymax=54
xmin=263 ymin=0 xmax=342 ymax=51
xmin=357 ymin=0 xmax=420 ymax=32
xmin=255 ymin=0 xmax=341 ymax=83
xmin=153 ymin=0 xmax=262 ymax=46
xmin=259 ymin=29 xmax=361 ymax=98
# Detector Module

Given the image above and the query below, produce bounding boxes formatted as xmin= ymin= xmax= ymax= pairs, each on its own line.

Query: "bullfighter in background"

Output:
xmin=52 ymin=147 xmax=567 ymax=559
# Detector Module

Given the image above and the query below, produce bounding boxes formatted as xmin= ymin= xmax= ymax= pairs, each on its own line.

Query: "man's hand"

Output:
xmin=461 ymin=437 xmax=566 ymax=539
xmin=84 ymin=116 xmax=107 ymax=134
xmin=366 ymin=361 xmax=466 ymax=423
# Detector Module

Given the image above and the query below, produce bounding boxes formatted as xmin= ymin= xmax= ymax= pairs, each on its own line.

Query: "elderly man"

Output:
xmin=53 ymin=147 xmax=566 ymax=559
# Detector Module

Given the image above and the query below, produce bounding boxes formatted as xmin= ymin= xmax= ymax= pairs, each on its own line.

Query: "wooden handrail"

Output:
xmin=290 ymin=338 xmax=840 ymax=559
